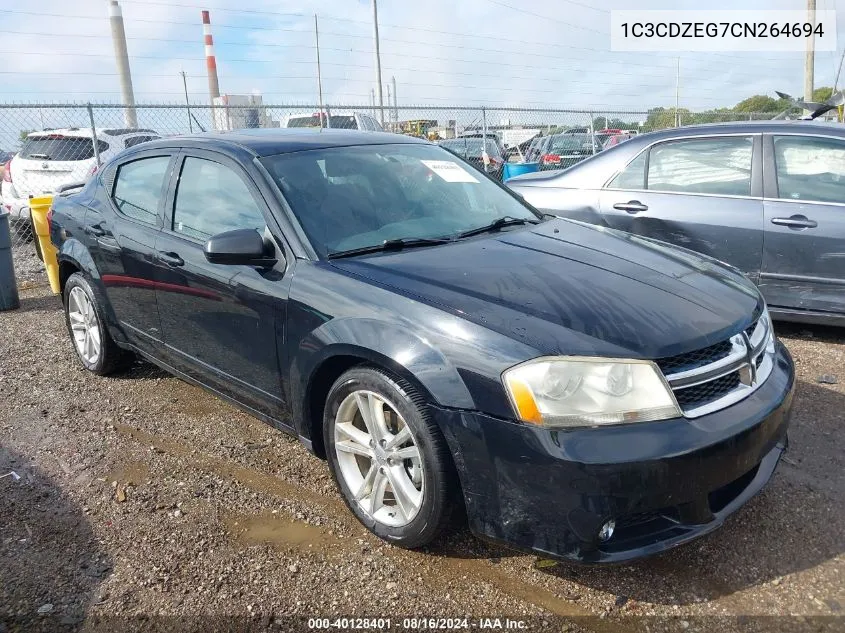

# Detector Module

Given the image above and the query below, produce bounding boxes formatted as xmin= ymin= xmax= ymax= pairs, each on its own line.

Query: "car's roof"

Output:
xmin=637 ymin=118 xmax=845 ymax=139
xmin=137 ymin=128 xmax=429 ymax=157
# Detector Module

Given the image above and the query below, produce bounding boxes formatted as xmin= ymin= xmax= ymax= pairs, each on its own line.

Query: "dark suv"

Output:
xmin=50 ymin=129 xmax=794 ymax=563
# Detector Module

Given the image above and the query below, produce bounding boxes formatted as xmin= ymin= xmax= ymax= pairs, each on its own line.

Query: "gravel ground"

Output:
xmin=1 ymin=281 xmax=844 ymax=633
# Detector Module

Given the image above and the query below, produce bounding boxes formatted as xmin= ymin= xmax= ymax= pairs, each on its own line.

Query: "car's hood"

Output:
xmin=329 ymin=219 xmax=763 ymax=359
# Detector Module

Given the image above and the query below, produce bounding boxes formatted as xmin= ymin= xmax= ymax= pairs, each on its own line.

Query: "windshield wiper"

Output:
xmin=457 ymin=216 xmax=539 ymax=240
xmin=328 ymin=236 xmax=453 ymax=259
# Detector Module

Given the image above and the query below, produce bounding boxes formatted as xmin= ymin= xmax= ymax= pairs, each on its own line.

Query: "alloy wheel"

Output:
xmin=67 ymin=286 xmax=102 ymax=365
xmin=333 ymin=390 xmax=424 ymax=527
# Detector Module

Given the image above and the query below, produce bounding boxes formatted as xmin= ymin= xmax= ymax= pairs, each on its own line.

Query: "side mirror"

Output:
xmin=203 ymin=228 xmax=278 ymax=268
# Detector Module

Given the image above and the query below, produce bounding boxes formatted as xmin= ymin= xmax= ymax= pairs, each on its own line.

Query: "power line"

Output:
xmin=482 ymin=0 xmax=605 ymax=36
xmin=0 ymin=11 xmax=795 ymax=65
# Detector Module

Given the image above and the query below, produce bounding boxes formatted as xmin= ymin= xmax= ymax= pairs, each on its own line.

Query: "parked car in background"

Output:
xmin=538 ymin=133 xmax=597 ymax=170
xmin=507 ymin=120 xmax=845 ymax=325
xmin=524 ymin=135 xmax=551 ymax=163
xmin=602 ymin=133 xmax=634 ymax=150
xmin=280 ymin=111 xmax=384 ymax=131
xmin=2 ymin=128 xmax=160 ymax=231
xmin=0 ymin=151 xmax=13 ymax=189
xmin=439 ymin=137 xmax=505 ymax=180
xmin=457 ymin=131 xmax=505 ymax=156
xmin=49 ymin=128 xmax=793 ymax=563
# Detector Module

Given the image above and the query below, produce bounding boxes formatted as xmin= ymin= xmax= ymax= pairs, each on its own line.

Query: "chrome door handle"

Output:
xmin=613 ymin=201 xmax=649 ymax=213
xmin=158 ymin=251 xmax=184 ymax=267
xmin=771 ymin=215 xmax=818 ymax=229
xmin=85 ymin=224 xmax=106 ymax=237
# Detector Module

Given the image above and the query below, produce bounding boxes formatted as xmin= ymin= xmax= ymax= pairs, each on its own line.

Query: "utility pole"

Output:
xmin=392 ymin=75 xmax=398 ymax=127
xmin=180 ymin=71 xmax=193 ymax=133
xmin=315 ymin=14 xmax=325 ymax=129
xmin=675 ymin=57 xmax=680 ymax=127
xmin=108 ymin=0 xmax=137 ymax=127
xmin=372 ymin=0 xmax=385 ymax=125
xmin=386 ymin=83 xmax=392 ymax=130
xmin=804 ymin=0 xmax=816 ymax=114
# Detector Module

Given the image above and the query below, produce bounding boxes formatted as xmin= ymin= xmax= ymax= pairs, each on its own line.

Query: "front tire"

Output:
xmin=324 ymin=366 xmax=459 ymax=548
xmin=63 ymin=273 xmax=129 ymax=375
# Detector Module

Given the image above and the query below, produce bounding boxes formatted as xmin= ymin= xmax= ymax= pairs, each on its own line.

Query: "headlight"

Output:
xmin=502 ymin=357 xmax=680 ymax=428
xmin=761 ymin=305 xmax=776 ymax=353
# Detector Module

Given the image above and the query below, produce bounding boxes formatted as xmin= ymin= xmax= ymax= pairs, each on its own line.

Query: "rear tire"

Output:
xmin=30 ymin=218 xmax=43 ymax=262
xmin=63 ymin=272 xmax=130 ymax=375
xmin=324 ymin=366 xmax=459 ymax=549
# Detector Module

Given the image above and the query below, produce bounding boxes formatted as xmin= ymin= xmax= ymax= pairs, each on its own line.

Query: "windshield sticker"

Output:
xmin=420 ymin=160 xmax=479 ymax=183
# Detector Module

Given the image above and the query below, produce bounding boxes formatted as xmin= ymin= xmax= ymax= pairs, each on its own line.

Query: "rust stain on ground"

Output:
xmin=115 ymin=423 xmax=638 ymax=630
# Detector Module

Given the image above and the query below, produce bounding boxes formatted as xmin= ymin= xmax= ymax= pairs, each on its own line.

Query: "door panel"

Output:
xmin=154 ymin=153 xmax=290 ymax=422
xmin=87 ymin=154 xmax=173 ymax=352
xmin=599 ymin=135 xmax=764 ymax=281
xmin=598 ymin=191 xmax=764 ymax=281
xmin=760 ymin=134 xmax=845 ymax=314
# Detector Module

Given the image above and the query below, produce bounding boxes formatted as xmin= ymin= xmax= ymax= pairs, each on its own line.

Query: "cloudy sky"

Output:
xmin=1 ymin=0 xmax=844 ymax=111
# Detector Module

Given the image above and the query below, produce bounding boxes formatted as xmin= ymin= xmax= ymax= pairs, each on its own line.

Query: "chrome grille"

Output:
xmin=673 ymin=372 xmax=741 ymax=409
xmin=660 ymin=314 xmax=775 ymax=418
xmin=656 ymin=340 xmax=733 ymax=375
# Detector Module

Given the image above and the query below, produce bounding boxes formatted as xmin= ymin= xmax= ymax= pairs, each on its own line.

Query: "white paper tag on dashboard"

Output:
xmin=420 ymin=160 xmax=479 ymax=183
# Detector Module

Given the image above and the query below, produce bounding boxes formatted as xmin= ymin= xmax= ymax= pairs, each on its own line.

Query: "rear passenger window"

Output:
xmin=112 ymin=156 xmax=170 ymax=225
xmin=172 ymin=157 xmax=266 ymax=241
xmin=647 ymin=137 xmax=753 ymax=196
xmin=773 ymin=135 xmax=845 ymax=204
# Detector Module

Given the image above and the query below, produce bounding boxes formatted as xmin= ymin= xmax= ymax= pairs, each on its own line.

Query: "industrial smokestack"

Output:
xmin=202 ymin=10 xmax=221 ymax=104
xmin=108 ymin=0 xmax=137 ymax=127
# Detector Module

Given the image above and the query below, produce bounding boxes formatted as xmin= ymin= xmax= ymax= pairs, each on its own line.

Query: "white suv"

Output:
xmin=1 ymin=127 xmax=160 ymax=229
xmin=280 ymin=111 xmax=384 ymax=131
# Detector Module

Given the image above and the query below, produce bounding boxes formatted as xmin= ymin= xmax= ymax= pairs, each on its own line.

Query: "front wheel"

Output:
xmin=324 ymin=367 xmax=459 ymax=548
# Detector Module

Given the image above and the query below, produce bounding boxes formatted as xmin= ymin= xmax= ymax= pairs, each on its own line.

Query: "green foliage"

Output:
xmin=813 ymin=86 xmax=834 ymax=103
xmin=734 ymin=95 xmax=786 ymax=113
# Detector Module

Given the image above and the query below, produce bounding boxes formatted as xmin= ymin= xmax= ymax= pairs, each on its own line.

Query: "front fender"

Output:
xmin=290 ymin=317 xmax=475 ymax=440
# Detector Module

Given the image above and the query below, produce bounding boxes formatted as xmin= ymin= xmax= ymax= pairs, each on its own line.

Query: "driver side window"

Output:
xmin=172 ymin=157 xmax=266 ymax=241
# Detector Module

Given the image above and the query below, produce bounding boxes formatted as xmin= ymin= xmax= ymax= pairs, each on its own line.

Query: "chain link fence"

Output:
xmin=1 ymin=102 xmax=780 ymax=290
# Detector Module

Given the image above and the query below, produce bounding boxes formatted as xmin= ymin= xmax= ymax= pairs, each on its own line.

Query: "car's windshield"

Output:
xmin=20 ymin=136 xmax=97 ymax=161
xmin=261 ymin=143 xmax=539 ymax=256
xmin=548 ymin=134 xmax=594 ymax=152
xmin=439 ymin=138 xmax=500 ymax=158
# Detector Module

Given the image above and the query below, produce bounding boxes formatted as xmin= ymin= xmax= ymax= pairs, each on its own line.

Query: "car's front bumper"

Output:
xmin=434 ymin=342 xmax=794 ymax=563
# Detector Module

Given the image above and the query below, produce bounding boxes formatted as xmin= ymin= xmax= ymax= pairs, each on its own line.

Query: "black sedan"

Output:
xmin=507 ymin=120 xmax=845 ymax=326
xmin=50 ymin=129 xmax=793 ymax=563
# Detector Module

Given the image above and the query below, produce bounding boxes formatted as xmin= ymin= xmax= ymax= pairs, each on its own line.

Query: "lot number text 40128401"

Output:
xmin=307 ymin=617 xmax=529 ymax=630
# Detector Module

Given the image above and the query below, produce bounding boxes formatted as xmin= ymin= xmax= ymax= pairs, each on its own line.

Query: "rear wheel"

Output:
xmin=324 ymin=366 xmax=459 ymax=548
xmin=63 ymin=273 xmax=129 ymax=375
xmin=30 ymin=218 xmax=43 ymax=261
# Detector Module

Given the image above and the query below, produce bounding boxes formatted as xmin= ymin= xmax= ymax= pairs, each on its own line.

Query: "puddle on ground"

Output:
xmin=225 ymin=512 xmax=341 ymax=553
xmin=104 ymin=460 xmax=150 ymax=486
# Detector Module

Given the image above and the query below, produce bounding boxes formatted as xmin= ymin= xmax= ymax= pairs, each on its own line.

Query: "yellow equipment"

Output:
xmin=29 ymin=196 xmax=61 ymax=295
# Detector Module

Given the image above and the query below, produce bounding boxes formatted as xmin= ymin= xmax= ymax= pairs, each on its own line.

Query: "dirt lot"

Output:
xmin=1 ymin=281 xmax=844 ymax=633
